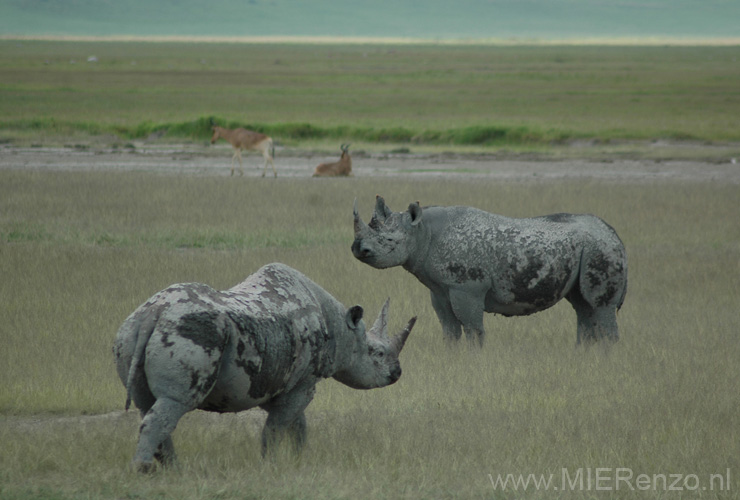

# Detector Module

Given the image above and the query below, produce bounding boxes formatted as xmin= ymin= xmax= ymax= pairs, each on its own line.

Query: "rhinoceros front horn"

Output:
xmin=391 ymin=316 xmax=416 ymax=355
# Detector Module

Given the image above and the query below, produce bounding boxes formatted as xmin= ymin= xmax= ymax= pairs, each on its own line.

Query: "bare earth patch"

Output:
xmin=2 ymin=409 xmax=268 ymax=434
xmin=1 ymin=144 xmax=739 ymax=183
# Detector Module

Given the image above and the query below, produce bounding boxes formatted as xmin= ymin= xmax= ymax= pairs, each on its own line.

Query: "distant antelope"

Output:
xmin=313 ymin=144 xmax=352 ymax=177
xmin=210 ymin=126 xmax=277 ymax=177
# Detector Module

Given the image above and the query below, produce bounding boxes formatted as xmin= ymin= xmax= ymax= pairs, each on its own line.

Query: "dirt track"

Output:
xmin=2 ymin=144 xmax=739 ymax=183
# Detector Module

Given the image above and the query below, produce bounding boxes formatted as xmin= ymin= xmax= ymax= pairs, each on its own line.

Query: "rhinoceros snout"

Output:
xmin=351 ymin=239 xmax=372 ymax=260
xmin=389 ymin=365 xmax=402 ymax=384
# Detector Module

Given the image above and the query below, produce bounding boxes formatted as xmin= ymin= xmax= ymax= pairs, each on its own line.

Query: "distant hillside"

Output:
xmin=1 ymin=0 xmax=738 ymax=40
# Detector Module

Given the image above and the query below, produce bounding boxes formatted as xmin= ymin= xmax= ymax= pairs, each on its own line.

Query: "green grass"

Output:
xmin=1 ymin=41 xmax=739 ymax=149
xmin=1 ymin=170 xmax=738 ymax=498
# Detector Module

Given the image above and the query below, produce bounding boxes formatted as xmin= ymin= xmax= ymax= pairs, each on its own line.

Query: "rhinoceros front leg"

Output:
xmin=448 ymin=288 xmax=486 ymax=347
xmin=430 ymin=290 xmax=463 ymax=343
xmin=260 ymin=382 xmax=316 ymax=457
xmin=133 ymin=397 xmax=190 ymax=473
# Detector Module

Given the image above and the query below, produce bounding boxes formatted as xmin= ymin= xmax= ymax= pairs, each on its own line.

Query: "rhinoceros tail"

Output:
xmin=124 ymin=307 xmax=160 ymax=411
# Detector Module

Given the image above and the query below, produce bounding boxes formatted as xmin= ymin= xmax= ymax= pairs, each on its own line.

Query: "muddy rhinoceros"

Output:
xmin=352 ymin=196 xmax=626 ymax=346
xmin=113 ymin=262 xmax=416 ymax=472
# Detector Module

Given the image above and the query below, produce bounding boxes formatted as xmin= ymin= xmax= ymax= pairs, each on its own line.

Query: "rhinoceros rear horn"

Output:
xmin=368 ymin=298 xmax=390 ymax=340
xmin=391 ymin=316 xmax=416 ymax=354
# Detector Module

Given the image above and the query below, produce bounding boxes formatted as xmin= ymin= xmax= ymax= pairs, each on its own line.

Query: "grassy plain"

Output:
xmin=1 ymin=170 xmax=738 ymax=498
xmin=1 ymin=40 xmax=739 ymax=149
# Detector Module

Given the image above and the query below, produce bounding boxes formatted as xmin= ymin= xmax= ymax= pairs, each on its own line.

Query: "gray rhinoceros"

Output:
xmin=113 ymin=262 xmax=416 ymax=472
xmin=352 ymin=196 xmax=627 ymax=346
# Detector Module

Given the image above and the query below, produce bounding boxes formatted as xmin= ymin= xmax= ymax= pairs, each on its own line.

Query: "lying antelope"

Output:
xmin=313 ymin=144 xmax=352 ymax=177
xmin=211 ymin=126 xmax=277 ymax=177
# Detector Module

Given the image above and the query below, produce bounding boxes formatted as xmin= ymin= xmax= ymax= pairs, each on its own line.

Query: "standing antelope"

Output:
xmin=313 ymin=144 xmax=352 ymax=177
xmin=211 ymin=126 xmax=277 ymax=177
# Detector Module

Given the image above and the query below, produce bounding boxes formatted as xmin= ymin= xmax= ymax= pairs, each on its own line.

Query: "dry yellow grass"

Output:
xmin=1 ymin=170 xmax=738 ymax=498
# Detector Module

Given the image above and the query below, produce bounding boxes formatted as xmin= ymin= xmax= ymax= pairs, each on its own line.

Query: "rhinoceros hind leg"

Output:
xmin=133 ymin=397 xmax=190 ymax=472
xmin=153 ymin=436 xmax=177 ymax=467
xmin=568 ymin=292 xmax=619 ymax=344
xmin=287 ymin=413 xmax=307 ymax=451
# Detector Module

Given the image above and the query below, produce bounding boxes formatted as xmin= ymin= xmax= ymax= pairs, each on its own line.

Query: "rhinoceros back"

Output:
xmin=200 ymin=264 xmax=340 ymax=411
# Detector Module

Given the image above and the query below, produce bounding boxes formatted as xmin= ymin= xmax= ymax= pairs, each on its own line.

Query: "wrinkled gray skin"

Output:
xmin=352 ymin=196 xmax=627 ymax=347
xmin=113 ymin=263 xmax=415 ymax=472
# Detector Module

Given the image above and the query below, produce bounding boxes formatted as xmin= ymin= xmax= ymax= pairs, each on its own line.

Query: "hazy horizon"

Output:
xmin=1 ymin=0 xmax=738 ymax=42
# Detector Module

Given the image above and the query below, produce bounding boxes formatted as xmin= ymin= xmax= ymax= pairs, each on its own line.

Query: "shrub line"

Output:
xmin=2 ymin=116 xmax=703 ymax=146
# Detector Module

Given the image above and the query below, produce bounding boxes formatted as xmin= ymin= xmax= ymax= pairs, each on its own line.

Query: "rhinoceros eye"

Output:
xmin=369 ymin=346 xmax=384 ymax=359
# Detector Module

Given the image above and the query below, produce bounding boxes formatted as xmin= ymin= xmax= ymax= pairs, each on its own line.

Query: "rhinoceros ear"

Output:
xmin=346 ymin=305 xmax=364 ymax=330
xmin=408 ymin=202 xmax=422 ymax=226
